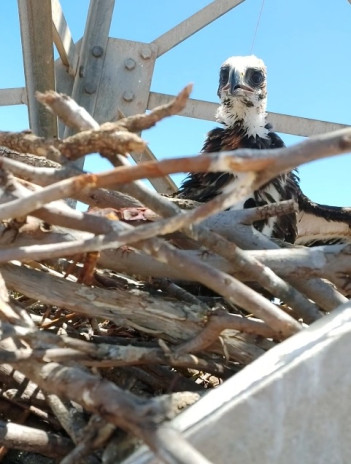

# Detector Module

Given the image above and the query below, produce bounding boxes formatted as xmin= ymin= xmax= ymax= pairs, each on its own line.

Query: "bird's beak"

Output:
xmin=222 ymin=70 xmax=254 ymax=95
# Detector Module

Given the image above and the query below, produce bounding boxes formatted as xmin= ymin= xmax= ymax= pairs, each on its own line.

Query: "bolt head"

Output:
xmin=124 ymin=58 xmax=136 ymax=70
xmin=91 ymin=45 xmax=104 ymax=57
xmin=84 ymin=82 xmax=97 ymax=94
xmin=122 ymin=90 xmax=135 ymax=102
xmin=140 ymin=46 xmax=152 ymax=60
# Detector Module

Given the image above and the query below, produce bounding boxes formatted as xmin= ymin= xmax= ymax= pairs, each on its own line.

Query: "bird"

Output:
xmin=177 ymin=55 xmax=351 ymax=245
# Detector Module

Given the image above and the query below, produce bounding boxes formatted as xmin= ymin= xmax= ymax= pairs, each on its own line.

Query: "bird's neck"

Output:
xmin=216 ymin=98 xmax=268 ymax=139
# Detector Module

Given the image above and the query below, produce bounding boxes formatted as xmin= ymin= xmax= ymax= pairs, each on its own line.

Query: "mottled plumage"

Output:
xmin=177 ymin=55 xmax=351 ymax=245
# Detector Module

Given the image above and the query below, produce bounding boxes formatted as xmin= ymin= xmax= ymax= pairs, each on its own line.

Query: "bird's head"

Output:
xmin=216 ymin=55 xmax=268 ymax=137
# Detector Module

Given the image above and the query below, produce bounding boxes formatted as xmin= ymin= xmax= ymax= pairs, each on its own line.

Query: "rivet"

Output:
xmin=124 ymin=58 xmax=136 ymax=70
xmin=91 ymin=45 xmax=104 ymax=57
xmin=140 ymin=46 xmax=152 ymax=60
xmin=84 ymin=82 xmax=97 ymax=94
xmin=122 ymin=90 xmax=135 ymax=102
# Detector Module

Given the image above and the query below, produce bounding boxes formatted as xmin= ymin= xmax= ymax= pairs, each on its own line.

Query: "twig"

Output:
xmin=0 ymin=420 xmax=73 ymax=458
xmin=0 ymin=173 xmax=256 ymax=259
xmin=37 ymin=85 xmax=192 ymax=134
xmin=1 ymin=263 xmax=270 ymax=364
xmin=46 ymin=394 xmax=88 ymax=445
xmin=36 ymin=90 xmax=100 ymax=131
xmin=60 ymin=415 xmax=114 ymax=464
xmin=190 ymin=226 xmax=322 ymax=323
xmin=1 ymin=85 xmax=191 ymax=162
xmin=2 ymin=124 xmax=351 ymax=221
xmin=14 ymin=359 xmax=211 ymax=464
xmin=140 ymin=238 xmax=302 ymax=339
xmin=0 ymin=130 xmax=62 ymax=162
xmin=0 ymin=205 xmax=304 ymax=338
xmin=0 ymin=326 xmax=235 ymax=374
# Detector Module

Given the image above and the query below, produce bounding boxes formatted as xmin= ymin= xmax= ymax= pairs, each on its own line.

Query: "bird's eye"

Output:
xmin=247 ymin=69 xmax=264 ymax=87
xmin=219 ymin=66 xmax=230 ymax=85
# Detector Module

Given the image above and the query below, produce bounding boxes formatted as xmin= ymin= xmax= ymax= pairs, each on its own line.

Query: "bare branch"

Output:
xmin=0 ymin=420 xmax=73 ymax=458
xmin=14 ymin=358 xmax=211 ymax=464
xmin=36 ymin=90 xmax=100 ymax=131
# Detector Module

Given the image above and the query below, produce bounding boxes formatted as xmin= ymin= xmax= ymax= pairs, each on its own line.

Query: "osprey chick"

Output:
xmin=177 ymin=55 xmax=351 ymax=245
xmin=178 ymin=55 xmax=299 ymax=243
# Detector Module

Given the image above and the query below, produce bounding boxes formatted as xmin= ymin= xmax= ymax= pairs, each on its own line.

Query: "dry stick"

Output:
xmin=46 ymin=394 xmax=89 ymax=446
xmin=0 ymin=420 xmax=74 ymax=458
xmin=0 ymin=126 xmax=145 ymax=161
xmin=1 ymin=323 xmax=257 ymax=372
xmin=30 ymin=181 xmax=346 ymax=314
xmin=0 ymin=271 xmax=35 ymax=328
xmin=60 ymin=415 xmax=114 ymax=464
xmin=175 ymin=312 xmax=275 ymax=355
xmin=0 ymin=153 xmax=82 ymax=186
xmin=37 ymin=88 xmax=351 ymax=179
xmin=0 ymin=172 xmax=256 ymax=256
xmin=0 ymin=148 xmax=293 ymax=218
xmin=0 ymin=175 xmax=343 ymax=320
xmin=2 ymin=124 xmax=351 ymax=222
xmin=3 ymin=172 xmax=342 ymax=314
xmin=0 ymin=332 xmax=231 ymax=375
xmin=36 ymin=90 xmax=100 ymax=131
xmin=14 ymin=359 xmax=212 ymax=464
xmin=191 ymin=226 xmax=322 ymax=323
xmin=37 ymin=85 xmax=192 ymax=136
xmin=0 ymin=364 xmax=46 ymax=404
xmin=0 ymin=393 xmax=58 ymax=430
xmin=0 ymin=188 xmax=331 ymax=322
xmin=0 ymin=287 xmax=209 ymax=464
xmin=1 ymin=192 xmax=340 ymax=319
xmin=0 ymin=263 xmax=208 ymax=338
xmin=0 ymin=145 xmax=61 ymax=168
xmin=0 ymin=184 xmax=325 ymax=323
xmin=0 ymin=173 xmax=295 ymax=260
xmin=0 ymin=153 xmax=154 ymax=211
xmin=141 ymin=237 xmax=302 ymax=339
xmin=0 ymin=131 xmax=63 ymax=162
xmin=0 ymin=84 xmax=191 ymax=162
xmin=110 ymin=179 xmax=348 ymax=312
xmin=0 ymin=152 xmax=296 ymax=222
xmin=9 ymin=92 xmax=351 ymax=249
xmin=0 ymin=172 xmax=303 ymax=339
xmin=26 ymin=91 xmax=350 ymax=316
xmin=0 ymin=264 xmax=272 ymax=364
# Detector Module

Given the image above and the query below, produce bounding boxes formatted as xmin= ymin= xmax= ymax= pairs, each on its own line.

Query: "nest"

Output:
xmin=0 ymin=86 xmax=350 ymax=463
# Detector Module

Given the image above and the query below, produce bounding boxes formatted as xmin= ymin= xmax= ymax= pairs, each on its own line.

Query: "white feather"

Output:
xmin=216 ymin=55 xmax=268 ymax=138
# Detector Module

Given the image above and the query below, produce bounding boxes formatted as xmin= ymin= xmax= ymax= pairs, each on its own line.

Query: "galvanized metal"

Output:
xmin=1 ymin=0 xmax=349 ymax=193
xmin=0 ymin=88 xmax=26 ymax=106
xmin=51 ymin=0 xmax=77 ymax=74
xmin=95 ymin=39 xmax=157 ymax=122
xmin=17 ymin=0 xmax=57 ymax=138
xmin=148 ymin=91 xmax=349 ymax=137
xmin=63 ymin=0 xmax=115 ymax=137
xmin=152 ymin=0 xmax=244 ymax=57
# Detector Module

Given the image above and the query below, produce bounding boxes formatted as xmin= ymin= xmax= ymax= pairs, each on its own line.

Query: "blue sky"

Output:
xmin=1 ymin=1 xmax=351 ymax=205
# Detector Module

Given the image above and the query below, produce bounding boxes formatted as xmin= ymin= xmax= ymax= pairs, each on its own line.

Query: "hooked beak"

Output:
xmin=222 ymin=70 xmax=254 ymax=95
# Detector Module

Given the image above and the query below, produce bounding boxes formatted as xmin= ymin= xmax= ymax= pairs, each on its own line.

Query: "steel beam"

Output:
xmin=152 ymin=0 xmax=245 ymax=57
xmin=268 ymin=112 xmax=349 ymax=137
xmin=65 ymin=0 xmax=115 ymax=137
xmin=148 ymin=92 xmax=349 ymax=137
xmin=51 ymin=0 xmax=77 ymax=73
xmin=17 ymin=0 xmax=57 ymax=137
xmin=0 ymin=88 xmax=27 ymax=106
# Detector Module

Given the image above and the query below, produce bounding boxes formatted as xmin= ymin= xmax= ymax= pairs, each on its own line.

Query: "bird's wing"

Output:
xmin=296 ymin=191 xmax=351 ymax=245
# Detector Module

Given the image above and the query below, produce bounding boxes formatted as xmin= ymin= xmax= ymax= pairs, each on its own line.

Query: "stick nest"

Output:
xmin=0 ymin=87 xmax=350 ymax=463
